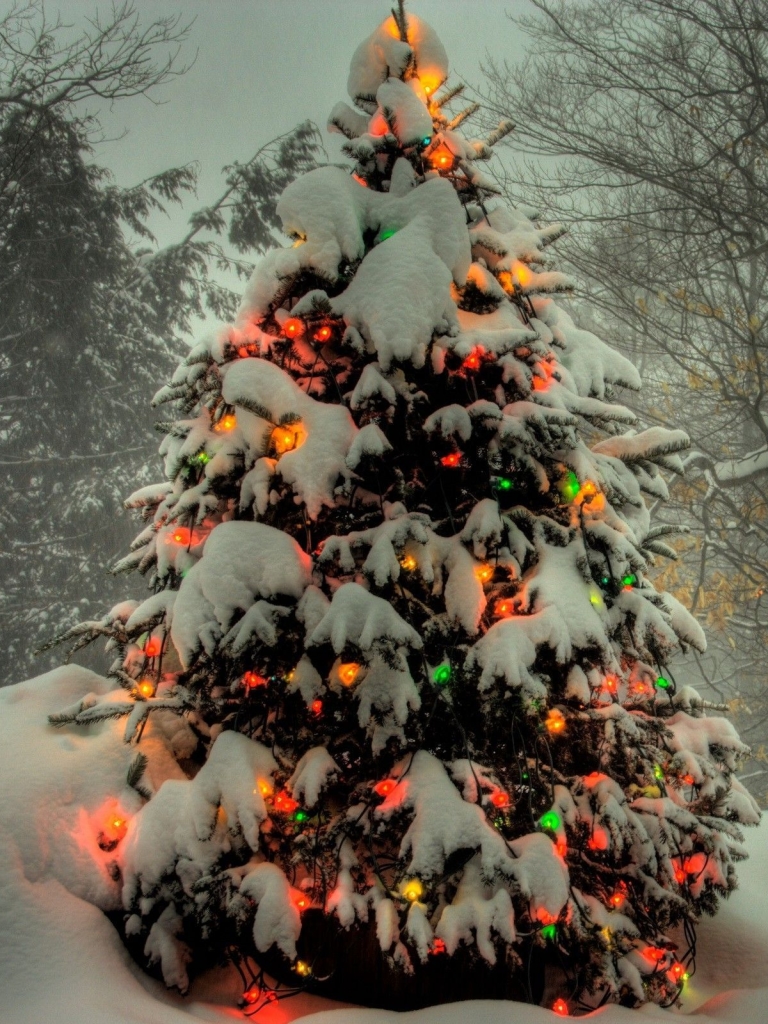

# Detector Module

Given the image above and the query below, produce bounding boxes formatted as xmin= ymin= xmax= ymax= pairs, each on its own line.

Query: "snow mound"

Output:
xmin=1 ymin=667 xmax=768 ymax=1022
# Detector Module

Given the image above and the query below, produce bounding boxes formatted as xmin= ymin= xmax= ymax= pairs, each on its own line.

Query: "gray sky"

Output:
xmin=67 ymin=1 xmax=530 ymax=245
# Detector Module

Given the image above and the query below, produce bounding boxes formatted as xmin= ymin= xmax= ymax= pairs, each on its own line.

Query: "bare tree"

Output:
xmin=479 ymin=0 xmax=768 ymax=798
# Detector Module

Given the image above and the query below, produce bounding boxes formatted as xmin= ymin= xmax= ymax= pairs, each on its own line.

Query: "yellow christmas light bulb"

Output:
xmin=400 ymin=554 xmax=417 ymax=571
xmin=295 ymin=960 xmax=312 ymax=977
xmin=402 ymin=878 xmax=424 ymax=902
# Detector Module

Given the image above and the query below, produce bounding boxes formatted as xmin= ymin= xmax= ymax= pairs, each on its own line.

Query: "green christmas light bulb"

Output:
xmin=653 ymin=764 xmax=664 ymax=781
xmin=621 ymin=573 xmax=637 ymax=587
xmin=294 ymin=810 xmax=309 ymax=823
xmin=539 ymin=810 xmax=562 ymax=831
xmin=433 ymin=664 xmax=451 ymax=686
xmin=560 ymin=471 xmax=580 ymax=502
xmin=195 ymin=452 xmax=210 ymax=465
xmin=540 ymin=923 xmax=557 ymax=940
xmin=655 ymin=676 xmax=670 ymax=689
xmin=379 ymin=228 xmax=397 ymax=241
xmin=497 ymin=477 xmax=513 ymax=492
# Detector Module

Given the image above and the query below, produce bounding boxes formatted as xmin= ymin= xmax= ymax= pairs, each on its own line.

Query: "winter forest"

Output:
xmin=1 ymin=1 xmax=767 ymax=1023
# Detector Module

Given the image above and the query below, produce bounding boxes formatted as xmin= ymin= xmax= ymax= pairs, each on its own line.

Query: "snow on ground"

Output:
xmin=1 ymin=665 xmax=766 ymax=1024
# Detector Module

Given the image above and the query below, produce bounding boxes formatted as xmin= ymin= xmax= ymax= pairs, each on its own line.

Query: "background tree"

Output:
xmin=0 ymin=1 xmax=321 ymax=682
xmin=479 ymin=0 xmax=768 ymax=800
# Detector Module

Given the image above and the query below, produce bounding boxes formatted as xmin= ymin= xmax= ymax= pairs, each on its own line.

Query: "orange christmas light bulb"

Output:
xmin=271 ymin=424 xmax=304 ymax=454
xmin=137 ymin=679 xmax=155 ymax=698
xmin=429 ymin=142 xmax=455 ymax=171
xmin=214 ymin=414 xmax=236 ymax=433
xmin=400 ymin=554 xmax=417 ymax=571
xmin=282 ymin=317 xmax=304 ymax=339
xmin=338 ymin=662 xmax=361 ymax=687
xmin=313 ymin=324 xmax=333 ymax=343
xmin=545 ymin=709 xmax=566 ymax=735
xmin=171 ymin=526 xmax=191 ymax=546
xmin=495 ymin=598 xmax=514 ymax=617
xmin=475 ymin=564 xmax=493 ymax=583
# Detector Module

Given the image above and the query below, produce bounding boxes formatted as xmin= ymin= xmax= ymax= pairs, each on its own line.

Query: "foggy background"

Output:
xmin=2 ymin=0 xmax=765 ymax=803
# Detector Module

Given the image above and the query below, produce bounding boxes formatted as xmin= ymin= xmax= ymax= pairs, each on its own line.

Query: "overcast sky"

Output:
xmin=60 ymin=0 xmax=531 ymax=243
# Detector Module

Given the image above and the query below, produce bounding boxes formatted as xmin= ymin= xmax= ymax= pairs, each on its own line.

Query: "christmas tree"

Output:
xmin=49 ymin=4 xmax=760 ymax=1015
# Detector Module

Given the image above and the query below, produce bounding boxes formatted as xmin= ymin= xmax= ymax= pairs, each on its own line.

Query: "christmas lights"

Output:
xmin=282 ymin=317 xmax=304 ymax=339
xmin=338 ymin=662 xmax=361 ymax=686
xmin=545 ymin=708 xmax=566 ymax=735
xmin=432 ymin=664 xmax=451 ymax=685
xmin=143 ymin=636 xmax=162 ymax=657
xmin=540 ymin=810 xmax=562 ymax=831
xmin=402 ymin=879 xmax=424 ymax=902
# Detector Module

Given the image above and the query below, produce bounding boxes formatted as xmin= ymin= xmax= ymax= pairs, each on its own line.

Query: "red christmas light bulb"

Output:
xmin=671 ymin=962 xmax=686 ymax=981
xmin=441 ymin=451 xmax=461 ymax=468
xmin=294 ymin=893 xmax=309 ymax=911
xmin=144 ymin=637 xmax=162 ymax=657
xmin=171 ymin=526 xmax=191 ymax=546
xmin=555 ymin=838 xmax=567 ymax=857
xmin=495 ymin=599 xmax=514 ymax=617
xmin=374 ymin=779 xmax=398 ymax=798
xmin=462 ymin=346 xmax=484 ymax=371
xmin=243 ymin=987 xmax=261 ymax=1005
xmin=552 ymin=997 xmax=569 ymax=1016
xmin=273 ymin=790 xmax=299 ymax=814
xmin=313 ymin=324 xmax=332 ymax=343
xmin=430 ymin=937 xmax=447 ymax=955
xmin=610 ymin=891 xmax=624 ymax=908
xmin=310 ymin=699 xmax=323 ymax=715
xmin=683 ymin=774 xmax=695 ymax=786
xmin=282 ymin=317 xmax=304 ymax=339
xmin=243 ymin=671 xmax=267 ymax=689
xmin=491 ymin=790 xmax=510 ymax=808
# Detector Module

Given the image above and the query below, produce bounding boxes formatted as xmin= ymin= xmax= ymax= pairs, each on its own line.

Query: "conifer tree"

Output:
xmin=50 ymin=6 xmax=760 ymax=1014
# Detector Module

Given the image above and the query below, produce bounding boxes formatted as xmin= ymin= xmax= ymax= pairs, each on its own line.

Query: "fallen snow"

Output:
xmin=2 ymin=666 xmax=768 ymax=1024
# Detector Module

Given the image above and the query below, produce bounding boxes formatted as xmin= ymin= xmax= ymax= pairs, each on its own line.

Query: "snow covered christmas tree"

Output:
xmin=49 ymin=4 xmax=760 ymax=1015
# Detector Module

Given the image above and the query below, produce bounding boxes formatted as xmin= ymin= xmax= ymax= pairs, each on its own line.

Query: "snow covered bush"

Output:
xmin=47 ymin=3 xmax=759 ymax=1015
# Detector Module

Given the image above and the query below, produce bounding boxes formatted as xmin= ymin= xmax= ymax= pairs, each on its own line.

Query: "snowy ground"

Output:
xmin=1 ymin=666 xmax=767 ymax=1024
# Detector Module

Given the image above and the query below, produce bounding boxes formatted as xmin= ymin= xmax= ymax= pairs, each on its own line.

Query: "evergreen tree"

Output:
xmin=50 ymin=6 xmax=759 ymax=1015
